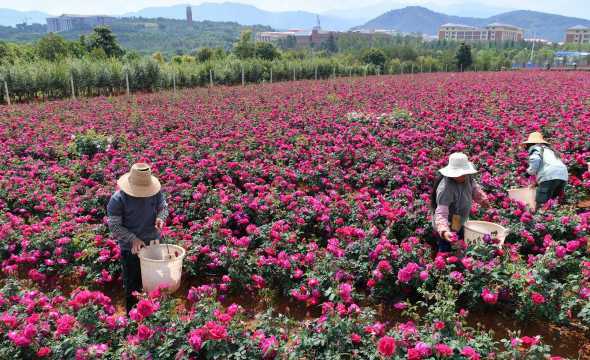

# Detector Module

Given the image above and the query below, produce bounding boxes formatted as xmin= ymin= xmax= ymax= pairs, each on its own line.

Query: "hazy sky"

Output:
xmin=1 ymin=0 xmax=588 ymax=18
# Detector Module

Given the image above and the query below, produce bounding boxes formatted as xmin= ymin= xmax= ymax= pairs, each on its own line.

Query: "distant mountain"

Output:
xmin=358 ymin=6 xmax=479 ymax=34
xmin=0 ymin=8 xmax=51 ymax=27
xmin=124 ymin=2 xmax=357 ymax=31
xmin=325 ymin=1 xmax=511 ymax=22
xmin=432 ymin=2 xmax=513 ymax=18
xmin=486 ymin=10 xmax=590 ymax=40
xmin=358 ymin=6 xmax=590 ymax=41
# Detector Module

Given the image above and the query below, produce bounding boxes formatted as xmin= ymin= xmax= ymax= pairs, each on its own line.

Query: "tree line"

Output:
xmin=1 ymin=26 xmax=588 ymax=103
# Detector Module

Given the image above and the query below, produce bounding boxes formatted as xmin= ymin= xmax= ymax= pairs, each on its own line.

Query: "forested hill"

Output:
xmin=0 ymin=18 xmax=272 ymax=55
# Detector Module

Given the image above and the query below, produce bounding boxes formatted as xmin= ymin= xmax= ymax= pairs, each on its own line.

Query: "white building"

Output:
xmin=438 ymin=23 xmax=524 ymax=42
xmin=47 ymin=15 xmax=114 ymax=33
xmin=565 ymin=25 xmax=590 ymax=44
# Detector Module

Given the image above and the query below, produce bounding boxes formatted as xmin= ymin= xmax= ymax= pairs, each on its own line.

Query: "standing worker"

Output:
xmin=523 ymin=132 xmax=568 ymax=206
xmin=431 ymin=153 xmax=490 ymax=252
xmin=107 ymin=163 xmax=168 ymax=313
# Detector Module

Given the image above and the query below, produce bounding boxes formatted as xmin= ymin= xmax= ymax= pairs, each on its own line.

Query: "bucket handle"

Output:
xmin=149 ymin=239 xmax=173 ymax=259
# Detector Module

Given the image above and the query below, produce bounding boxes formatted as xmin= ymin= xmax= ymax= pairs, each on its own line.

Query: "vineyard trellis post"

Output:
xmin=209 ymin=69 xmax=213 ymax=87
xmin=241 ymin=64 xmax=245 ymax=86
xmin=401 ymin=63 xmax=404 ymax=75
xmin=3 ymin=81 xmax=10 ymax=106
xmin=420 ymin=63 xmax=423 ymax=73
xmin=411 ymin=64 xmax=414 ymax=74
xmin=429 ymin=64 xmax=432 ymax=73
xmin=70 ymin=76 xmax=76 ymax=100
xmin=173 ymin=72 xmax=177 ymax=94
xmin=270 ymin=67 xmax=273 ymax=84
xmin=332 ymin=66 xmax=336 ymax=80
xmin=314 ymin=66 xmax=318 ymax=81
xmin=293 ymin=67 xmax=296 ymax=81
xmin=125 ymin=72 xmax=130 ymax=96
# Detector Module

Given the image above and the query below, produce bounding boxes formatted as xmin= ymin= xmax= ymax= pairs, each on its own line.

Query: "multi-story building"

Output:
xmin=256 ymin=28 xmax=375 ymax=49
xmin=565 ymin=25 xmax=590 ymax=44
xmin=438 ymin=23 xmax=524 ymax=43
xmin=46 ymin=15 xmax=114 ymax=33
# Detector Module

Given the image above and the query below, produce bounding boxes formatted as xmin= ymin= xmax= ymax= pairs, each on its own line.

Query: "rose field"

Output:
xmin=1 ymin=71 xmax=590 ymax=359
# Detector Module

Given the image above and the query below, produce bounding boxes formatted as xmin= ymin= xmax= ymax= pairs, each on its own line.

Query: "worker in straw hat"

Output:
xmin=107 ymin=163 xmax=168 ymax=312
xmin=431 ymin=153 xmax=490 ymax=253
xmin=523 ymin=132 xmax=568 ymax=206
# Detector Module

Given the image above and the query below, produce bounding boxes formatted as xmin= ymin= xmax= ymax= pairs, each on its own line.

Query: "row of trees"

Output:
xmin=0 ymin=27 xmax=123 ymax=64
xmin=0 ymin=57 xmax=387 ymax=102
xmin=0 ymin=25 xmax=584 ymax=103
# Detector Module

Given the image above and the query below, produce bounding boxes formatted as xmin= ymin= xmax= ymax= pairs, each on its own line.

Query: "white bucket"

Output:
xmin=464 ymin=220 xmax=508 ymax=247
xmin=138 ymin=242 xmax=186 ymax=294
xmin=508 ymin=187 xmax=536 ymax=210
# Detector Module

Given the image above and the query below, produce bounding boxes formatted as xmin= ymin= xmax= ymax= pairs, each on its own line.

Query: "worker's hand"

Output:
xmin=528 ymin=182 xmax=537 ymax=189
xmin=443 ymin=231 xmax=458 ymax=243
xmin=155 ymin=218 xmax=165 ymax=231
xmin=480 ymin=199 xmax=490 ymax=209
xmin=131 ymin=239 xmax=145 ymax=255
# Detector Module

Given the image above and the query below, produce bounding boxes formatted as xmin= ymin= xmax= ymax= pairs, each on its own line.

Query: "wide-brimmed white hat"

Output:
xmin=523 ymin=132 xmax=549 ymax=145
xmin=439 ymin=152 xmax=478 ymax=178
xmin=117 ymin=163 xmax=161 ymax=198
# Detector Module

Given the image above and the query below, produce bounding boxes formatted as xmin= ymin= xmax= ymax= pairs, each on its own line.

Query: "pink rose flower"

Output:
xmin=377 ymin=336 xmax=396 ymax=357
xmin=481 ymin=288 xmax=498 ymax=304
xmin=531 ymin=292 xmax=545 ymax=304
xmin=434 ymin=343 xmax=453 ymax=357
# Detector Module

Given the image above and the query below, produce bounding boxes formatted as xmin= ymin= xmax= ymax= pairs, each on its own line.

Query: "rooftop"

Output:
xmin=48 ymin=14 xmax=114 ymax=19
xmin=568 ymin=25 xmax=590 ymax=30
xmin=486 ymin=22 xmax=523 ymax=30
xmin=440 ymin=22 xmax=522 ymax=31
xmin=440 ymin=23 xmax=478 ymax=29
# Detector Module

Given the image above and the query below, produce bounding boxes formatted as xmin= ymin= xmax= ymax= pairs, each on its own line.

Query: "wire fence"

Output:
xmin=0 ymin=57 xmax=549 ymax=105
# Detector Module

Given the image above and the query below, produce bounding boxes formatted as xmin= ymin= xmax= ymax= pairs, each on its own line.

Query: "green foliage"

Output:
xmin=322 ymin=33 xmax=338 ymax=54
xmin=277 ymin=35 xmax=297 ymax=50
xmin=233 ymin=30 xmax=256 ymax=59
xmin=254 ymin=42 xmax=280 ymax=61
xmin=195 ymin=47 xmax=214 ymax=62
xmin=0 ymin=41 xmax=10 ymax=63
xmin=152 ymin=51 xmax=165 ymax=63
xmin=361 ymin=48 xmax=386 ymax=69
xmin=456 ymin=42 xmax=473 ymax=71
xmin=84 ymin=26 xmax=124 ymax=58
xmin=0 ymin=19 xmax=272 ymax=57
xmin=71 ymin=130 xmax=109 ymax=157
xmin=36 ymin=33 xmax=69 ymax=61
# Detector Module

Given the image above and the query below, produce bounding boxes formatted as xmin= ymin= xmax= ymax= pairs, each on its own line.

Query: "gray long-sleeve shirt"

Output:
xmin=107 ymin=190 xmax=168 ymax=252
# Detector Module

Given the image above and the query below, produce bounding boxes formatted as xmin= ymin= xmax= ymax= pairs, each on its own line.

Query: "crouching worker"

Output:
xmin=523 ymin=132 xmax=568 ymax=207
xmin=107 ymin=163 xmax=168 ymax=313
xmin=431 ymin=153 xmax=490 ymax=253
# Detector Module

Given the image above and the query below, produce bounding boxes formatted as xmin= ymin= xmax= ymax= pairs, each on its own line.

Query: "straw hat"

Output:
xmin=523 ymin=132 xmax=549 ymax=145
xmin=439 ymin=152 xmax=478 ymax=178
xmin=117 ymin=163 xmax=161 ymax=198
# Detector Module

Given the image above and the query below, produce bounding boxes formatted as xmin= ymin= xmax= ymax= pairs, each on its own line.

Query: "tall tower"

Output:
xmin=313 ymin=15 xmax=321 ymax=31
xmin=186 ymin=6 xmax=193 ymax=25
